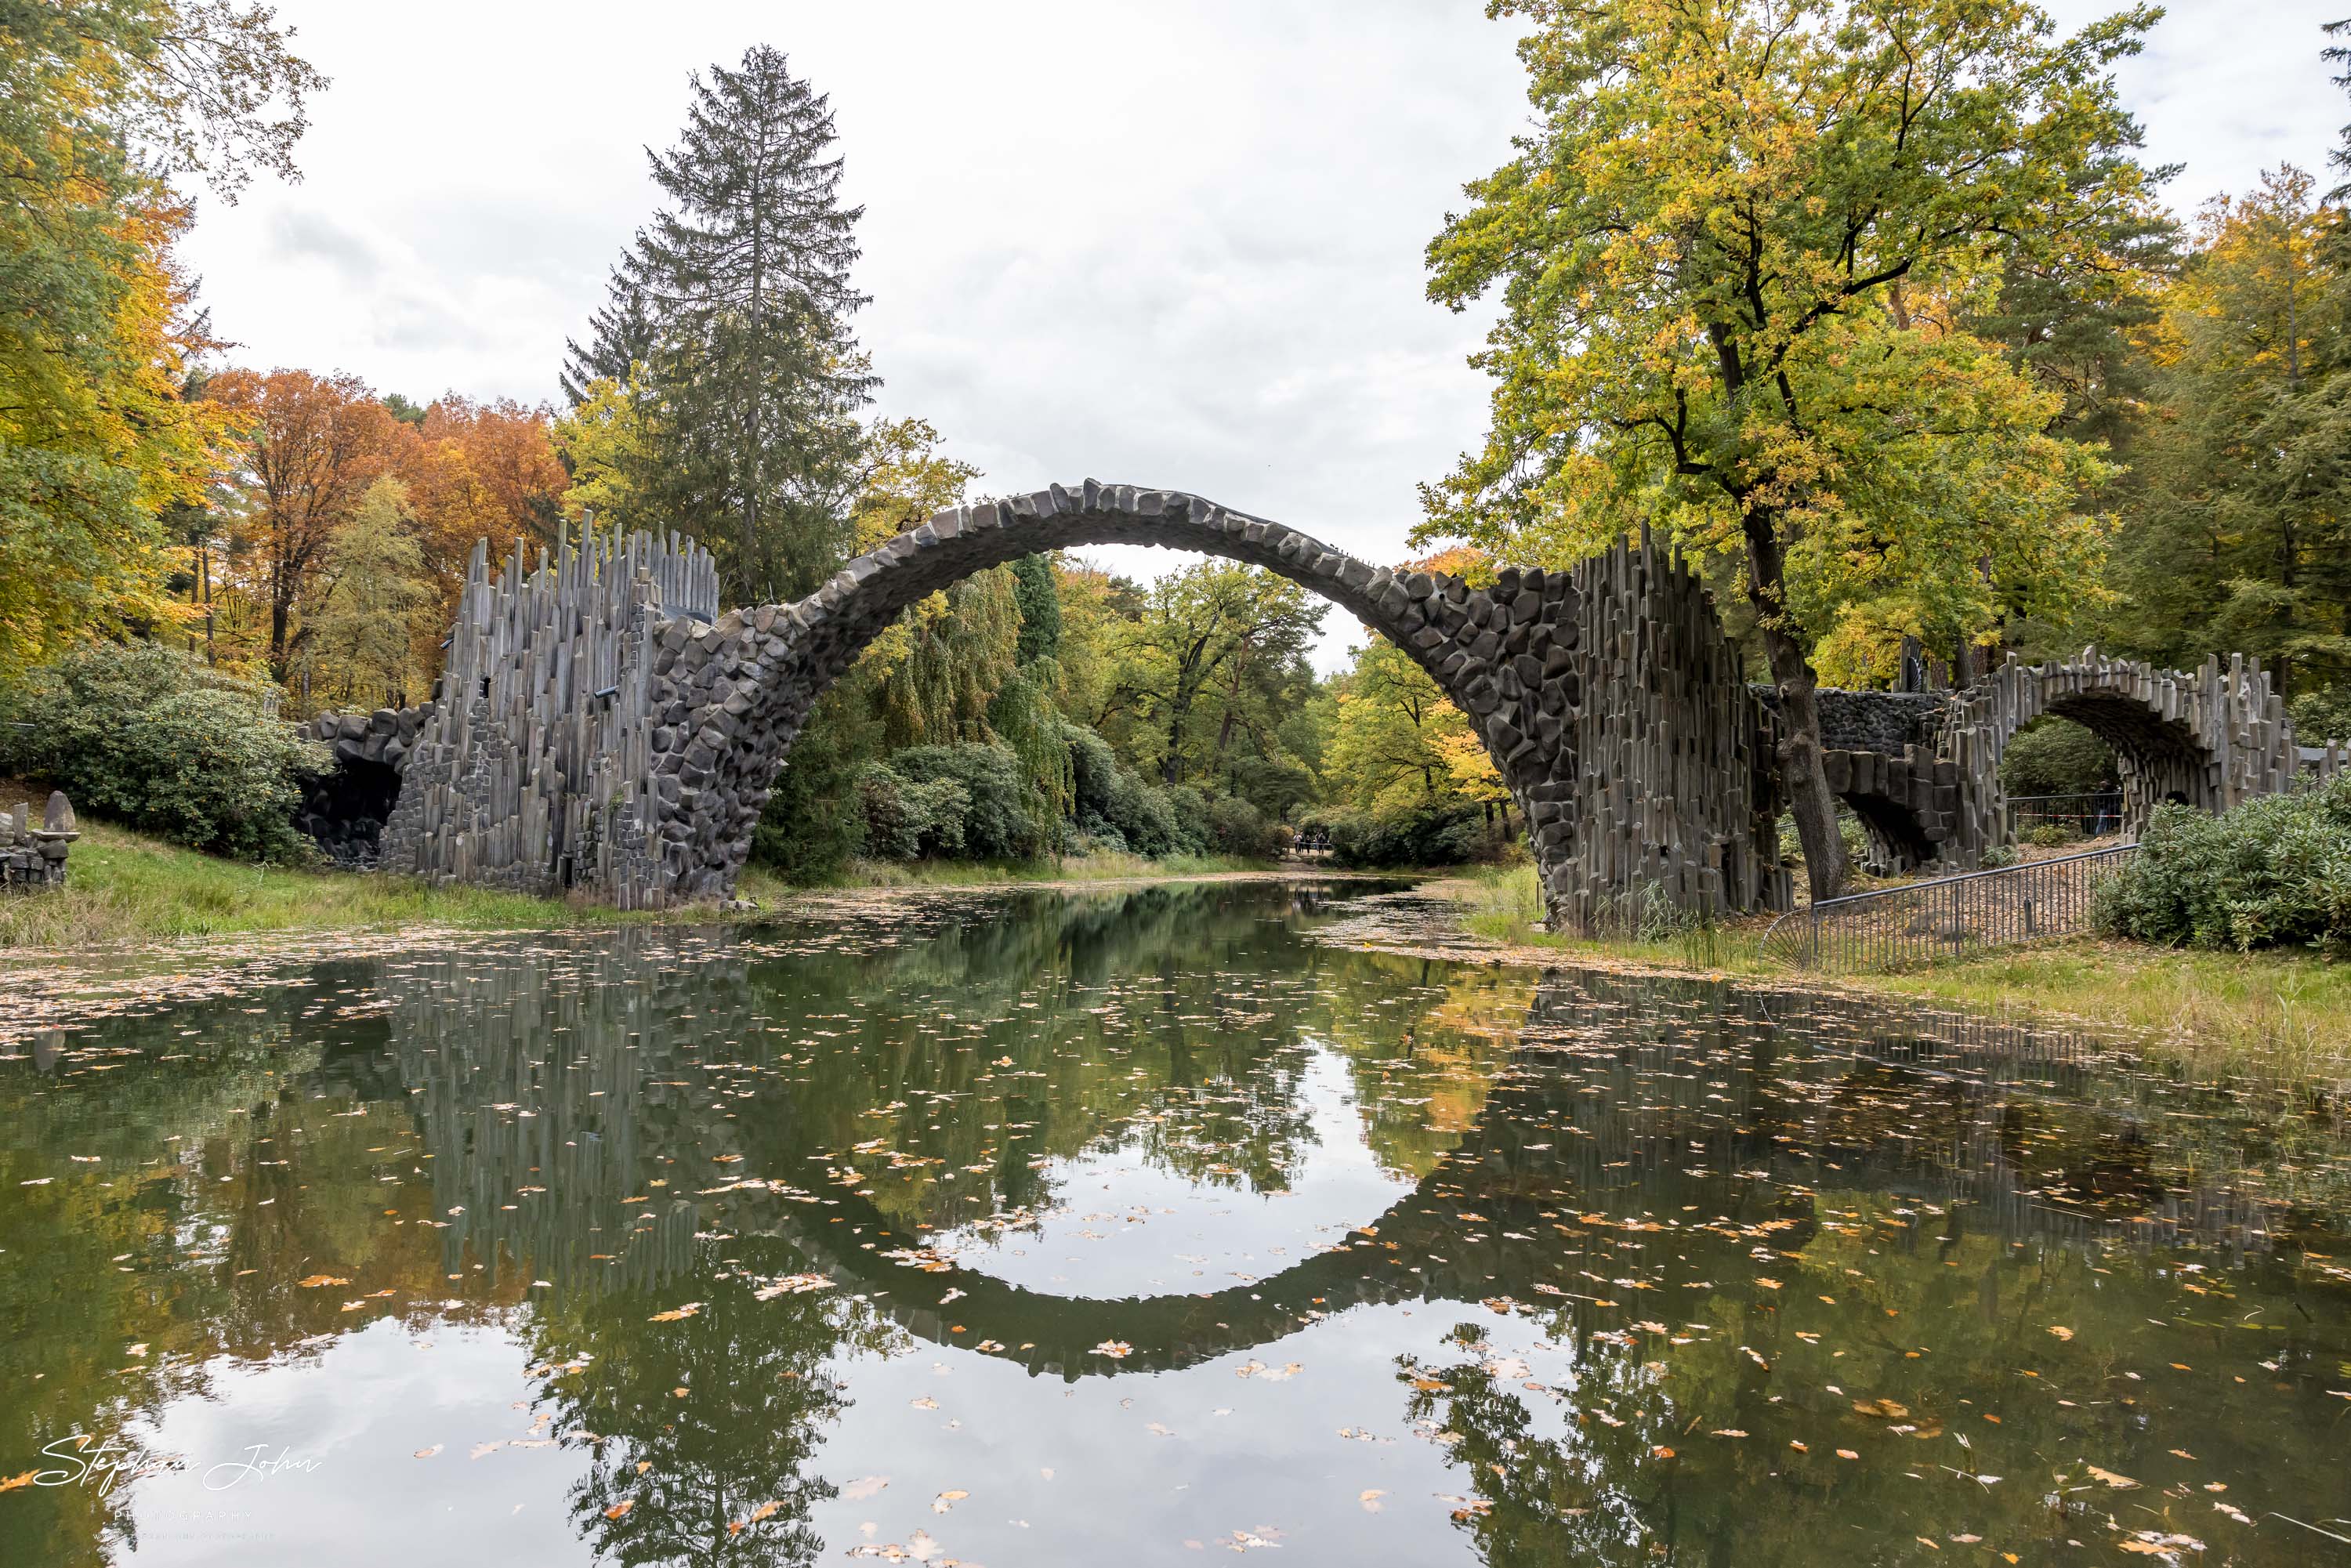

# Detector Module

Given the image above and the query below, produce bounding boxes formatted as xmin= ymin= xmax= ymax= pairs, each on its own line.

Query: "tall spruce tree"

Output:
xmin=559 ymin=270 xmax=657 ymax=407
xmin=621 ymin=45 xmax=874 ymax=606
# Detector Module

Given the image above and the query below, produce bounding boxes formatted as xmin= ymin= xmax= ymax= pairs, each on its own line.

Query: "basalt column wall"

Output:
xmin=378 ymin=525 xmax=718 ymax=909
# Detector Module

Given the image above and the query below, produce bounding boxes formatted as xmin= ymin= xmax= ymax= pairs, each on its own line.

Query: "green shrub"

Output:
xmin=1204 ymin=794 xmax=1289 ymax=859
xmin=0 ymin=641 xmax=328 ymax=862
xmin=1066 ymin=726 xmax=1197 ymax=857
xmin=1999 ymin=718 xmax=2118 ymax=797
xmin=2095 ymin=773 xmax=2351 ymax=952
xmin=856 ymin=764 xmax=971 ymax=860
xmin=752 ymin=684 xmax=875 ymax=880
xmin=1165 ymin=784 xmax=1211 ymax=855
xmin=1325 ymin=803 xmax=1487 ymax=868
xmin=890 ymin=742 xmax=1042 ymax=860
xmin=2291 ymin=686 xmax=2351 ymax=747
xmin=2025 ymin=822 xmax=2078 ymax=848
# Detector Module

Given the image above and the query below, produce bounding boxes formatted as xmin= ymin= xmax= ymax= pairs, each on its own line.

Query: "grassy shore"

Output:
xmin=0 ymin=817 xmax=1284 ymax=952
xmin=1448 ymin=864 xmax=2351 ymax=1084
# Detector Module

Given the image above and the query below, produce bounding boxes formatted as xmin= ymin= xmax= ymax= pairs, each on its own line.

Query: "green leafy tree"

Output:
xmin=550 ymin=371 xmax=653 ymax=531
xmin=1419 ymin=0 xmax=2151 ymax=896
xmin=2107 ymin=168 xmax=2351 ymax=701
xmin=1096 ymin=562 xmax=1325 ymax=788
xmin=0 ymin=0 xmax=320 ymax=675
xmin=289 ymin=476 xmax=436 ymax=710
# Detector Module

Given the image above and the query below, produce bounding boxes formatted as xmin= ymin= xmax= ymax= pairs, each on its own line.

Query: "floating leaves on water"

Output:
xmin=2085 ymin=1464 xmax=2142 ymax=1490
xmin=752 ymin=1276 xmax=830 ymax=1300
xmin=846 ymin=1529 xmax=958 ymax=1563
xmin=412 ymin=1445 xmax=441 ymax=1459
xmin=1092 ymin=1340 xmax=1132 ymax=1359
xmin=728 ymin=1499 xmax=784 ymax=1534
xmin=2047 ymin=1325 xmax=2075 ymax=1341
xmin=1233 ymin=1359 xmax=1301 ymax=1381
xmin=297 ymin=1275 xmax=349 ymax=1288
xmin=1852 ymin=1399 xmax=1910 ymax=1420
xmin=929 ymin=1489 xmax=968 ymax=1513
xmin=647 ymin=1302 xmax=704 ymax=1321
xmin=603 ymin=1500 xmax=633 ymax=1520
xmin=842 ymin=1476 xmax=889 ymax=1501
xmin=2116 ymin=1532 xmax=2204 ymax=1558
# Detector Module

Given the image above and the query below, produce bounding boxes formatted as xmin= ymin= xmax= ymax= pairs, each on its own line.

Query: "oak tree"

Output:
xmin=1422 ymin=0 xmax=2152 ymax=896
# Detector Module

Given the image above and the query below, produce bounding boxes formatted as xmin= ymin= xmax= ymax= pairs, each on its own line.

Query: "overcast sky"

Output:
xmin=177 ymin=0 xmax=2351 ymax=667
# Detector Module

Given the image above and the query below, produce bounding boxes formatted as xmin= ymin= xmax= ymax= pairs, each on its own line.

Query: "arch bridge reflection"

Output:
xmin=385 ymin=911 xmax=2309 ymax=1382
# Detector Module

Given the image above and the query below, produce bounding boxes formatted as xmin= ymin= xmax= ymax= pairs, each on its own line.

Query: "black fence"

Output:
xmin=1759 ymin=843 xmax=2139 ymax=972
xmin=2004 ymin=791 xmax=2125 ymax=837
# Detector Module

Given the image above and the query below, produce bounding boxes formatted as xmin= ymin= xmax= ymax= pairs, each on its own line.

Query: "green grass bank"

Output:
xmin=1447 ymin=864 xmax=2351 ymax=1085
xmin=0 ymin=817 xmax=1285 ymax=952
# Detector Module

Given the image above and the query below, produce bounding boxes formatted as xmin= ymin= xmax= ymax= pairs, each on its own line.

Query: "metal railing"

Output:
xmin=2004 ymin=791 xmax=2124 ymax=837
xmin=1760 ymin=842 xmax=2139 ymax=972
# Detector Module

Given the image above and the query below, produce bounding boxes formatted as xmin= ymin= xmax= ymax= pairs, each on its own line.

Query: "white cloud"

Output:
xmin=178 ymin=0 xmax=2350 ymax=668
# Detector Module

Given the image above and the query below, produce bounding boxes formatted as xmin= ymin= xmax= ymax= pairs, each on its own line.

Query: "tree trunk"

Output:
xmin=269 ymin=588 xmax=293 ymax=681
xmin=1741 ymin=509 xmax=1846 ymax=901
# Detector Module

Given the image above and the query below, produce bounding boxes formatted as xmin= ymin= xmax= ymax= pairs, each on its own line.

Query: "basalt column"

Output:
xmin=1541 ymin=531 xmax=1789 ymax=931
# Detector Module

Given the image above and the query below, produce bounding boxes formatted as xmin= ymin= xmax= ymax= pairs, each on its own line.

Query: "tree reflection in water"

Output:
xmin=0 ymin=882 xmax=2346 ymax=1567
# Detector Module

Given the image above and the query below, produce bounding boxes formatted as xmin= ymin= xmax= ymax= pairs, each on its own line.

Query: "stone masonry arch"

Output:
xmin=379 ymin=483 xmax=1790 ymax=928
xmin=666 ymin=483 xmax=1788 ymax=923
xmin=355 ymin=512 xmax=2343 ymax=912
xmin=694 ymin=481 xmax=1490 ymax=885
xmin=1936 ymin=648 xmax=2314 ymax=864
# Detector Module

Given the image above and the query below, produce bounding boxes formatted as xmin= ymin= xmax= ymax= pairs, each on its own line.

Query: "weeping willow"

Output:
xmin=990 ymin=660 xmax=1074 ymax=842
xmin=873 ymin=567 xmax=1020 ymax=747
xmin=859 ymin=561 xmax=1074 ymax=846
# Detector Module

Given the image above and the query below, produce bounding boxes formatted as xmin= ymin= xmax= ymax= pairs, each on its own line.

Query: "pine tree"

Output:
xmin=623 ymin=45 xmax=875 ymax=605
xmin=559 ymin=270 xmax=657 ymax=407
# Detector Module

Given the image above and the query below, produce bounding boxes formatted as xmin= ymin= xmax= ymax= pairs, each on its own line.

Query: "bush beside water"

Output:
xmin=0 ymin=643 xmax=328 ymax=863
xmin=1320 ymin=802 xmax=1498 ymax=869
xmin=851 ymin=734 xmax=1299 ymax=866
xmin=2096 ymin=773 xmax=2351 ymax=952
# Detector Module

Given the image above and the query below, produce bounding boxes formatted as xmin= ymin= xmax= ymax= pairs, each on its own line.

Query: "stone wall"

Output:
xmin=377 ymin=526 xmax=715 ymax=907
xmin=350 ymin=486 xmax=1789 ymax=928
xmin=1936 ymin=648 xmax=2342 ymax=867
xmin=299 ymin=705 xmax=435 ymax=866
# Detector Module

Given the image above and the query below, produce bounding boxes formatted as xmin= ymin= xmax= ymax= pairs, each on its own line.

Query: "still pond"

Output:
xmin=1 ymin=881 xmax=2347 ymax=1566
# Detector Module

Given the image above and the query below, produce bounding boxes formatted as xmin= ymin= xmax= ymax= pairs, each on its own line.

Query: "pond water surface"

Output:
xmin=2 ymin=881 xmax=2348 ymax=1566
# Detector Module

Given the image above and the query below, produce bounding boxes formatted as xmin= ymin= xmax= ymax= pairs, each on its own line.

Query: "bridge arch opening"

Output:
xmin=689 ymin=487 xmax=1530 ymax=897
xmin=2037 ymin=688 xmax=2210 ymax=827
xmin=643 ymin=483 xmax=1785 ymax=925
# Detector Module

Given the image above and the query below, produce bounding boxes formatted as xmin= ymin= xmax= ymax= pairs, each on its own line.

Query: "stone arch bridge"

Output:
xmin=310 ymin=482 xmax=2341 ymax=924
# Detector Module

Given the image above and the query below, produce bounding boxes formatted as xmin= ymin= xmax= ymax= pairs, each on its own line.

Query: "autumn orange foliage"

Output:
xmin=197 ymin=373 xmax=565 ymax=690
